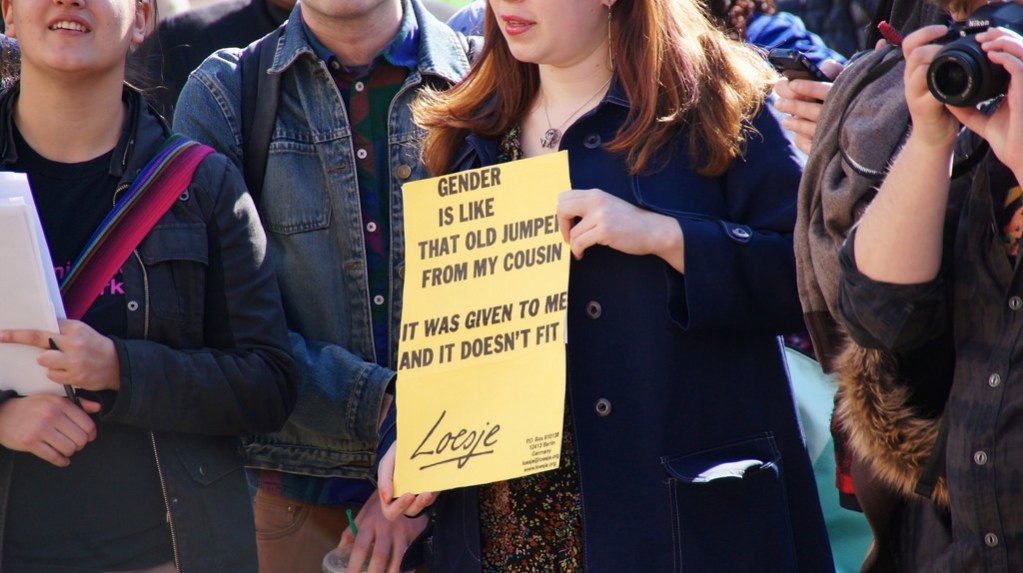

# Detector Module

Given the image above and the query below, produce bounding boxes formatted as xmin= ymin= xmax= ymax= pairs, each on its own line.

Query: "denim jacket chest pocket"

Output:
xmin=138 ymin=222 xmax=209 ymax=342
xmin=260 ymin=125 xmax=334 ymax=235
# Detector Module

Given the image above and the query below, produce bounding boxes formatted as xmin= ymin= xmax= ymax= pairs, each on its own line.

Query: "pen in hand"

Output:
xmin=48 ymin=337 xmax=81 ymax=408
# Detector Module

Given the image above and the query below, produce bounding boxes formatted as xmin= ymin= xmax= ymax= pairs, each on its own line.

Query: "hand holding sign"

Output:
xmin=378 ymin=442 xmax=438 ymax=520
xmin=556 ymin=188 xmax=685 ymax=273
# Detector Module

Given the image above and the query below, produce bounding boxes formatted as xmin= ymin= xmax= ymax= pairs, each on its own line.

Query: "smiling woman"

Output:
xmin=0 ymin=0 xmax=296 ymax=570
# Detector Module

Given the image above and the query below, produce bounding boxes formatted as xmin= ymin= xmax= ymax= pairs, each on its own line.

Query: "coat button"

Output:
xmin=594 ymin=398 xmax=612 ymax=417
xmin=584 ymin=134 xmax=602 ymax=149
xmin=1011 ymin=296 xmax=1023 ymax=311
xmin=127 ymin=300 xmax=140 ymax=312
xmin=198 ymin=464 xmax=207 ymax=478
xmin=974 ymin=450 xmax=988 ymax=466
xmin=731 ymin=227 xmax=751 ymax=239
xmin=178 ymin=190 xmax=190 ymax=202
xmin=586 ymin=301 xmax=602 ymax=319
xmin=397 ymin=164 xmax=413 ymax=180
xmin=985 ymin=532 xmax=999 ymax=547
xmin=989 ymin=373 xmax=1002 ymax=388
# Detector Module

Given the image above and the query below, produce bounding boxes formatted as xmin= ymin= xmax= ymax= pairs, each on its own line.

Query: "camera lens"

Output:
xmin=932 ymin=59 xmax=970 ymax=99
xmin=928 ymin=50 xmax=981 ymax=105
xmin=927 ymin=37 xmax=1009 ymax=107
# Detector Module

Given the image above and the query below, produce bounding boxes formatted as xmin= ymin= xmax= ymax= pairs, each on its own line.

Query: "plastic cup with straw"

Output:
xmin=322 ymin=508 xmax=365 ymax=573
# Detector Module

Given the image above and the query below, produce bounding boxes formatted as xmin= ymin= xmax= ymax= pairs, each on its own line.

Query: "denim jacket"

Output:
xmin=174 ymin=0 xmax=472 ymax=478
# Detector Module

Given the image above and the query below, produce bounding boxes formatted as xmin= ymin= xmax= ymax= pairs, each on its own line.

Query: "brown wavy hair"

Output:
xmin=415 ymin=0 xmax=777 ymax=177
xmin=706 ymin=0 xmax=777 ymax=41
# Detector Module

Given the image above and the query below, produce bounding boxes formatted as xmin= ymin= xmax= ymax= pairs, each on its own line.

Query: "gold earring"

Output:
xmin=607 ymin=4 xmax=614 ymax=73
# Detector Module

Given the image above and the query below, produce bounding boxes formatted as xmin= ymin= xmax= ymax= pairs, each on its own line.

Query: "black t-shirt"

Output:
xmin=2 ymin=127 xmax=173 ymax=572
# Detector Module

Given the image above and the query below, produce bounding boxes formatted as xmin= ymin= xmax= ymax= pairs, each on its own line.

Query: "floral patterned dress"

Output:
xmin=477 ymin=127 xmax=585 ymax=572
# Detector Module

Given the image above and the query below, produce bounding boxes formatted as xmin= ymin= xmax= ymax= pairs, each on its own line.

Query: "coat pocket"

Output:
xmin=138 ymin=223 xmax=208 ymax=330
xmin=661 ymin=433 xmax=797 ymax=573
xmin=261 ymin=137 xmax=332 ymax=235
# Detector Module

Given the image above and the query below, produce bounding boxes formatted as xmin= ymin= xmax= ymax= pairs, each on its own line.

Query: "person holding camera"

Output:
xmin=837 ymin=1 xmax=1023 ymax=569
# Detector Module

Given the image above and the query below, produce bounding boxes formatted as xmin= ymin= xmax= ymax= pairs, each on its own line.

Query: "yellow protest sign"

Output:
xmin=394 ymin=152 xmax=571 ymax=495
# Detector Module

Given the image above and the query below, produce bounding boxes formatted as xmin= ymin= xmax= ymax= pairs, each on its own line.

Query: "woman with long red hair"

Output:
xmin=379 ymin=0 xmax=833 ymax=570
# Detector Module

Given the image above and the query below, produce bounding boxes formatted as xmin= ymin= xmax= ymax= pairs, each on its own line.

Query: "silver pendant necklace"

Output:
xmin=540 ymin=76 xmax=613 ymax=149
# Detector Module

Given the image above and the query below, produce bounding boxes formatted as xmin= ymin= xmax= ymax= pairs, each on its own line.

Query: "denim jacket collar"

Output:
xmin=270 ymin=0 xmax=468 ymax=85
xmin=300 ymin=0 xmax=418 ymax=70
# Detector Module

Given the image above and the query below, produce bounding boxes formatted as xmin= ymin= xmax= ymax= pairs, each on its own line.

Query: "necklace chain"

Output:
xmin=540 ymin=76 xmax=613 ymax=150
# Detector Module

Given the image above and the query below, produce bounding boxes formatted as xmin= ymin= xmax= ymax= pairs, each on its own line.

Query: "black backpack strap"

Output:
xmin=239 ymin=27 xmax=283 ymax=205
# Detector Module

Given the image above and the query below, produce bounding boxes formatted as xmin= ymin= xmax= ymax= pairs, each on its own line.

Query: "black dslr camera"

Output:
xmin=927 ymin=1 xmax=1023 ymax=107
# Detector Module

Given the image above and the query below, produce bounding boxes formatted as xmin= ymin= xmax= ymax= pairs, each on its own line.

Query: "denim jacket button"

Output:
xmin=595 ymin=398 xmax=612 ymax=417
xmin=586 ymin=301 xmax=602 ymax=319
xmin=198 ymin=464 xmax=207 ymax=477
xmin=178 ymin=190 xmax=190 ymax=202
xmin=127 ymin=300 xmax=140 ymax=312
xmin=584 ymin=134 xmax=602 ymax=149
xmin=397 ymin=164 xmax=413 ymax=180
xmin=1010 ymin=296 xmax=1022 ymax=311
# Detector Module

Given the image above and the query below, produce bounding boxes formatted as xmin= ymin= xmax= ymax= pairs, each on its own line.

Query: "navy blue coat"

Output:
xmin=425 ymin=85 xmax=834 ymax=572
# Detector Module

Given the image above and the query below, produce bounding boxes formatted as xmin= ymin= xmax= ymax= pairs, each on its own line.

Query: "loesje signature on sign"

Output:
xmin=410 ymin=409 xmax=502 ymax=470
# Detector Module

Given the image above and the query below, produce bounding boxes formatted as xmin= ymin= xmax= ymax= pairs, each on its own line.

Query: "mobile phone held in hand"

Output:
xmin=768 ymin=48 xmax=830 ymax=82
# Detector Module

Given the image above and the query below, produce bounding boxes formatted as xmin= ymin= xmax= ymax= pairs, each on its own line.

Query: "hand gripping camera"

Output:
xmin=927 ymin=1 xmax=1023 ymax=107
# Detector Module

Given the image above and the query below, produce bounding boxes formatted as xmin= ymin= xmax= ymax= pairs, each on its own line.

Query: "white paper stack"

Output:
xmin=0 ymin=172 xmax=65 ymax=395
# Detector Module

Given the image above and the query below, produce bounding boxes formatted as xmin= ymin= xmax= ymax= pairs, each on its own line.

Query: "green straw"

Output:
xmin=346 ymin=508 xmax=359 ymax=538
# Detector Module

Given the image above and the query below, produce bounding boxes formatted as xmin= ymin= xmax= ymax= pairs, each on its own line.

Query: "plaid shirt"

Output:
xmin=838 ymin=145 xmax=1023 ymax=571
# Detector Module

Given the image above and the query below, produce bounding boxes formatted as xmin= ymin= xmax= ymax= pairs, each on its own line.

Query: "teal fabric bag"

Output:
xmin=786 ymin=348 xmax=873 ymax=573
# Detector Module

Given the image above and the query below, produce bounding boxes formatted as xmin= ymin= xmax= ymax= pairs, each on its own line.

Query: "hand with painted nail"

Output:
xmin=336 ymin=490 xmax=427 ymax=573
xmin=0 ymin=394 xmax=102 ymax=467
xmin=0 ymin=319 xmax=120 ymax=392
xmin=377 ymin=442 xmax=439 ymax=521
xmin=556 ymin=189 xmax=684 ymax=273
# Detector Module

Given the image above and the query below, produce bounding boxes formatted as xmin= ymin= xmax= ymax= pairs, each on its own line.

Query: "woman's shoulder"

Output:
xmin=186 ymin=147 xmax=246 ymax=216
xmin=745 ymin=99 xmax=801 ymax=157
xmin=132 ymin=99 xmax=242 ymax=216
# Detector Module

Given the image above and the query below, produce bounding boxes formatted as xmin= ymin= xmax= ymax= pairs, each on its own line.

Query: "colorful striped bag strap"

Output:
xmin=60 ymin=134 xmax=214 ymax=320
